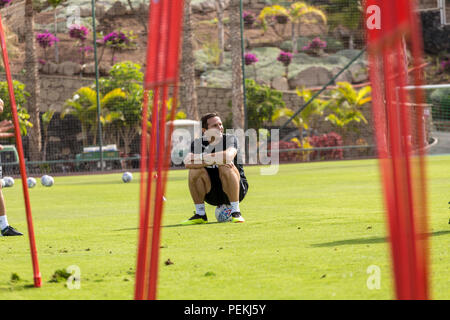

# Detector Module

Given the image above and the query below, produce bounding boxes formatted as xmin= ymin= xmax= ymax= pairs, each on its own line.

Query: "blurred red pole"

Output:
xmin=0 ymin=13 xmax=41 ymax=288
xmin=365 ymin=0 xmax=429 ymax=299
xmin=135 ymin=0 xmax=185 ymax=300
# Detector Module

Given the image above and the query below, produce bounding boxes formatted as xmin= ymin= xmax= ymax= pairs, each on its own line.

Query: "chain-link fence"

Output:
xmin=0 ymin=0 xmax=447 ymax=176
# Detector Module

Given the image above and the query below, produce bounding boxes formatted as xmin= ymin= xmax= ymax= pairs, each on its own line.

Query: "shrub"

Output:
xmin=244 ymin=79 xmax=285 ymax=129
xmin=243 ymin=11 xmax=256 ymax=27
xmin=308 ymin=132 xmax=344 ymax=160
xmin=69 ymin=24 xmax=89 ymax=41
xmin=0 ymin=0 xmax=12 ymax=8
xmin=36 ymin=31 xmax=59 ymax=49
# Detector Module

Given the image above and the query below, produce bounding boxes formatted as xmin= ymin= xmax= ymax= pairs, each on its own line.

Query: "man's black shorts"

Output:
xmin=204 ymin=166 xmax=248 ymax=207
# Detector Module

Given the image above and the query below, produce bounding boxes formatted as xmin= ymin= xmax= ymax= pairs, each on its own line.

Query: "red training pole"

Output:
xmin=135 ymin=0 xmax=184 ymax=300
xmin=365 ymin=0 xmax=429 ymax=299
xmin=0 ymin=13 xmax=41 ymax=288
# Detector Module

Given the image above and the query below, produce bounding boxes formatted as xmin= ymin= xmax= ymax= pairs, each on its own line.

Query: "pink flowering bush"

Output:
xmin=308 ymin=132 xmax=344 ymax=160
xmin=69 ymin=25 xmax=91 ymax=64
xmin=0 ymin=0 xmax=12 ymax=8
xmin=244 ymin=53 xmax=258 ymax=66
xmin=303 ymin=37 xmax=327 ymax=56
xmin=243 ymin=11 xmax=256 ymax=27
xmin=36 ymin=31 xmax=59 ymax=61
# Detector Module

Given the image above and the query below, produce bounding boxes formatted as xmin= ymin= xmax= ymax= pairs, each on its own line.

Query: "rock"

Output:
xmin=82 ymin=62 xmax=96 ymax=75
xmin=80 ymin=7 xmax=92 ymax=18
xmin=105 ymin=1 xmax=128 ymax=17
xmin=95 ymin=4 xmax=106 ymax=19
xmin=99 ymin=63 xmax=112 ymax=76
xmin=201 ymin=0 xmax=217 ymax=13
xmin=57 ymin=61 xmax=82 ymax=76
xmin=348 ymin=62 xmax=369 ymax=83
xmin=331 ymin=67 xmax=353 ymax=84
xmin=271 ymin=76 xmax=289 ymax=91
xmin=288 ymin=66 xmax=333 ymax=89
xmin=41 ymin=62 xmax=59 ymax=75
xmin=191 ymin=1 xmax=204 ymax=13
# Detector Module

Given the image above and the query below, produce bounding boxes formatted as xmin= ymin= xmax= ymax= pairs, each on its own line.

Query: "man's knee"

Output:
xmin=218 ymin=164 xmax=238 ymax=180
xmin=189 ymin=168 xmax=208 ymax=183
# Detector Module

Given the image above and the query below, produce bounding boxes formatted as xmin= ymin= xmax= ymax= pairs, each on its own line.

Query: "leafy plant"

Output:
xmin=323 ymin=82 xmax=371 ymax=142
xmin=0 ymin=80 xmax=33 ymax=136
xmin=245 ymin=79 xmax=285 ymax=130
xmin=258 ymin=2 xmax=327 ymax=53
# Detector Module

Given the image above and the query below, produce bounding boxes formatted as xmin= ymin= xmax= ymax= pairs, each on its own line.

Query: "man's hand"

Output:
xmin=0 ymin=98 xmax=4 ymax=113
xmin=0 ymin=120 xmax=15 ymax=151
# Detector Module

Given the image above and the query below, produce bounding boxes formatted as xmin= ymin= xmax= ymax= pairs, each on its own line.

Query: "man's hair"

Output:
xmin=201 ymin=112 xmax=220 ymax=130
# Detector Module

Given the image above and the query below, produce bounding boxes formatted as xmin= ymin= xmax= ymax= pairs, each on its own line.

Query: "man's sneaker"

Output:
xmin=1 ymin=226 xmax=23 ymax=236
xmin=231 ymin=212 xmax=245 ymax=223
xmin=181 ymin=213 xmax=208 ymax=225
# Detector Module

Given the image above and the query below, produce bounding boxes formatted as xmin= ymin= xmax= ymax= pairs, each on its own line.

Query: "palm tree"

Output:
xmin=259 ymin=2 xmax=327 ymax=53
xmin=24 ymin=0 xmax=42 ymax=161
xmin=47 ymin=0 xmax=66 ymax=63
xmin=41 ymin=109 xmax=55 ymax=161
xmin=215 ymin=0 xmax=225 ymax=65
xmin=181 ymin=0 xmax=199 ymax=120
xmin=62 ymin=87 xmax=126 ymax=147
xmin=229 ymin=0 xmax=245 ymax=129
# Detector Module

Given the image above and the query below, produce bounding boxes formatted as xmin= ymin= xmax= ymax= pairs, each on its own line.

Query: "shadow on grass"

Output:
xmin=115 ymin=221 xmax=226 ymax=231
xmin=0 ymin=283 xmax=37 ymax=293
xmin=310 ymin=230 xmax=450 ymax=247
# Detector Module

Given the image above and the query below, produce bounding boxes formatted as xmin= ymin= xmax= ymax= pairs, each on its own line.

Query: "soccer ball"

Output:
xmin=122 ymin=172 xmax=133 ymax=183
xmin=3 ymin=177 xmax=14 ymax=188
xmin=27 ymin=177 xmax=37 ymax=188
xmin=41 ymin=175 xmax=54 ymax=187
xmin=215 ymin=204 xmax=233 ymax=223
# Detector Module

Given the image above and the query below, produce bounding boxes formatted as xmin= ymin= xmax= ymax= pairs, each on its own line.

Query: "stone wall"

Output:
xmin=0 ymin=73 xmax=94 ymax=112
xmin=190 ymin=86 xmax=303 ymax=117
xmin=0 ymin=72 xmax=380 ymax=147
xmin=0 ymin=73 xmax=303 ymax=114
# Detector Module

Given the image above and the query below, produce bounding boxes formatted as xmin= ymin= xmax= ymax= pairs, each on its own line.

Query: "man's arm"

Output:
xmin=184 ymin=147 xmax=237 ymax=169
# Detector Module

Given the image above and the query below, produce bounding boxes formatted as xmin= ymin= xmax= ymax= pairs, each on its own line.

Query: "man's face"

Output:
xmin=203 ymin=116 xmax=223 ymax=143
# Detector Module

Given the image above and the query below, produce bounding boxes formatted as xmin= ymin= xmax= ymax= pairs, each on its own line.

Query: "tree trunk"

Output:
xmin=349 ymin=34 xmax=354 ymax=50
xmin=127 ymin=0 xmax=148 ymax=34
xmin=24 ymin=0 xmax=42 ymax=161
xmin=180 ymin=0 xmax=199 ymax=120
xmin=54 ymin=9 xmax=59 ymax=63
xmin=215 ymin=0 xmax=225 ymax=65
xmin=230 ymin=0 xmax=244 ymax=130
xmin=291 ymin=22 xmax=297 ymax=53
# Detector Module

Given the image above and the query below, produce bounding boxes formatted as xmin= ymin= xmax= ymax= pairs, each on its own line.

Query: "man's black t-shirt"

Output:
xmin=189 ymin=134 xmax=247 ymax=182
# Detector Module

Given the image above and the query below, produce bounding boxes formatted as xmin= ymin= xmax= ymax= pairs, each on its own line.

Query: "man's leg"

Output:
xmin=218 ymin=164 xmax=245 ymax=223
xmin=182 ymin=168 xmax=211 ymax=224
xmin=188 ymin=168 xmax=211 ymax=205
xmin=0 ymin=184 xmax=22 ymax=236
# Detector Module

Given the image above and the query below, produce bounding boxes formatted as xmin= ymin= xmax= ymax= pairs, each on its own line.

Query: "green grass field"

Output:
xmin=0 ymin=156 xmax=449 ymax=300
